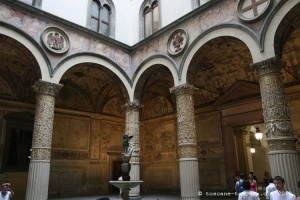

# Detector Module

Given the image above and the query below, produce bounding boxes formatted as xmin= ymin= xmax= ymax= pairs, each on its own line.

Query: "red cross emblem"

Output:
xmin=241 ymin=0 xmax=268 ymax=16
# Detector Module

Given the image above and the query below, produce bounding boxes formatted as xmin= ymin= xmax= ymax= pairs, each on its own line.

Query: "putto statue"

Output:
xmin=122 ymin=134 xmax=133 ymax=154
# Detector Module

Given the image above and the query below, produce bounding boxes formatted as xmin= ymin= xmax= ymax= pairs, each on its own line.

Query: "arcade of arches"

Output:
xmin=0 ymin=0 xmax=300 ymax=200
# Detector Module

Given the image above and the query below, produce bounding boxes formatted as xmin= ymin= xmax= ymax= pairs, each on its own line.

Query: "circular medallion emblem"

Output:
xmin=167 ymin=29 xmax=189 ymax=56
xmin=237 ymin=0 xmax=272 ymax=22
xmin=41 ymin=27 xmax=70 ymax=54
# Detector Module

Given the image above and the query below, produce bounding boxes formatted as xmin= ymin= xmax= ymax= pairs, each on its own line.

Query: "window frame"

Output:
xmin=18 ymin=0 xmax=42 ymax=8
xmin=87 ymin=0 xmax=115 ymax=38
xmin=140 ymin=0 xmax=161 ymax=40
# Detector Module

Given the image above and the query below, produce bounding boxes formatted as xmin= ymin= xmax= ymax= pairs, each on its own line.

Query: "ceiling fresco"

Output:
xmin=55 ymin=63 xmax=128 ymax=117
xmin=0 ymin=35 xmax=40 ymax=103
xmin=134 ymin=65 xmax=176 ymax=120
xmin=0 ymin=13 xmax=299 ymax=116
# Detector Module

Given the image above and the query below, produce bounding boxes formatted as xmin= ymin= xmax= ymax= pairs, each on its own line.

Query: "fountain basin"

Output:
xmin=109 ymin=180 xmax=143 ymax=189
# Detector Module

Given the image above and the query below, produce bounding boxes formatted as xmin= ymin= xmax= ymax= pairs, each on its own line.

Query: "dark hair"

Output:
xmin=268 ymin=178 xmax=274 ymax=183
xmin=264 ymin=171 xmax=269 ymax=176
xmin=250 ymin=172 xmax=254 ymax=175
xmin=274 ymin=176 xmax=285 ymax=184
xmin=239 ymin=173 xmax=245 ymax=179
xmin=243 ymin=180 xmax=251 ymax=190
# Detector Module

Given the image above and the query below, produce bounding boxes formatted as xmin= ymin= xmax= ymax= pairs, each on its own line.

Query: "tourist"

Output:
xmin=249 ymin=172 xmax=258 ymax=192
xmin=236 ymin=173 xmax=245 ymax=195
xmin=270 ymin=176 xmax=296 ymax=200
xmin=265 ymin=178 xmax=276 ymax=199
xmin=0 ymin=183 xmax=13 ymax=200
xmin=238 ymin=180 xmax=260 ymax=200
xmin=264 ymin=172 xmax=271 ymax=188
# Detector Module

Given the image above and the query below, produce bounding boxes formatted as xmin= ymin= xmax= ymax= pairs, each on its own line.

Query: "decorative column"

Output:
xmin=123 ymin=100 xmax=142 ymax=198
xmin=251 ymin=57 xmax=300 ymax=195
xmin=26 ymin=80 xmax=63 ymax=200
xmin=170 ymin=84 xmax=200 ymax=200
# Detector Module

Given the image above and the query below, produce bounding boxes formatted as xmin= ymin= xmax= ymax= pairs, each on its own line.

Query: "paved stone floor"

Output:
xmin=48 ymin=193 xmax=269 ymax=200
xmin=48 ymin=193 xmax=242 ymax=200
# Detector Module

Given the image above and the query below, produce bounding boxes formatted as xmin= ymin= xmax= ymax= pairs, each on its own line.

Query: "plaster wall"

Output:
xmin=39 ymin=0 xmax=194 ymax=45
xmin=160 ymin=0 xmax=193 ymax=28
xmin=42 ymin=0 xmax=88 ymax=27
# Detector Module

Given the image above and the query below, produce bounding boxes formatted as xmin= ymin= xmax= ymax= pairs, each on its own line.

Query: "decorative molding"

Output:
xmin=41 ymin=27 xmax=70 ymax=54
xmin=237 ymin=0 xmax=272 ymax=22
xmin=167 ymin=29 xmax=189 ymax=56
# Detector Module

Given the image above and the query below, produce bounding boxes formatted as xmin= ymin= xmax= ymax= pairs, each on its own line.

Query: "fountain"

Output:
xmin=109 ymin=134 xmax=143 ymax=200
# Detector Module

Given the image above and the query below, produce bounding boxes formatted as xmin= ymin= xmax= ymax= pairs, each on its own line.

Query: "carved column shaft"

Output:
xmin=123 ymin=101 xmax=142 ymax=197
xmin=252 ymin=57 xmax=300 ymax=195
xmin=170 ymin=84 xmax=200 ymax=200
xmin=26 ymin=80 xmax=62 ymax=200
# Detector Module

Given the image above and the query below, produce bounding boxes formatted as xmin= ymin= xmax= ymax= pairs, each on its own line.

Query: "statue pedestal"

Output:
xmin=109 ymin=181 xmax=143 ymax=200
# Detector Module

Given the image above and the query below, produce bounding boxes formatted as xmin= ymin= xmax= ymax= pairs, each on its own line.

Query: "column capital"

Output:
xmin=233 ymin=128 xmax=247 ymax=138
xmin=250 ymin=56 xmax=285 ymax=77
xmin=170 ymin=84 xmax=198 ymax=96
xmin=122 ymin=100 xmax=143 ymax=111
xmin=32 ymin=80 xmax=63 ymax=96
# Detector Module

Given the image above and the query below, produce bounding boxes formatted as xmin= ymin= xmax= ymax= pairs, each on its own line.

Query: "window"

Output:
xmin=18 ymin=0 xmax=42 ymax=8
xmin=90 ymin=0 xmax=111 ymax=37
xmin=141 ymin=0 xmax=160 ymax=38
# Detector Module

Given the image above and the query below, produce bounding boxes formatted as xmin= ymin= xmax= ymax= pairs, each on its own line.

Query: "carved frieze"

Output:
xmin=31 ymin=148 xmax=51 ymax=160
xmin=179 ymin=145 xmax=198 ymax=158
xmin=267 ymin=139 xmax=296 ymax=151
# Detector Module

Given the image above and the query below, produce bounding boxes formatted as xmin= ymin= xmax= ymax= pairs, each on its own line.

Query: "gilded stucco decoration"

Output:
xmin=251 ymin=57 xmax=297 ymax=152
xmin=31 ymin=80 xmax=63 ymax=160
xmin=170 ymin=84 xmax=198 ymax=158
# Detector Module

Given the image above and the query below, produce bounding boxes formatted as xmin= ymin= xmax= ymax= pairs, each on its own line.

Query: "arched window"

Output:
xmin=90 ymin=0 xmax=111 ymax=37
xmin=142 ymin=0 xmax=160 ymax=38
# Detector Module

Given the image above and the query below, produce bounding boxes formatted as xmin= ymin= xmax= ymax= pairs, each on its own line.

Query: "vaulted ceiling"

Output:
xmin=0 ymin=12 xmax=299 ymax=117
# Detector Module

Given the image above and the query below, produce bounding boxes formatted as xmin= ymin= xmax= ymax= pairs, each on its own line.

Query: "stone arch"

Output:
xmin=53 ymin=53 xmax=131 ymax=99
xmin=132 ymin=55 xmax=179 ymax=102
xmin=180 ymin=24 xmax=262 ymax=85
xmin=262 ymin=0 xmax=300 ymax=58
xmin=0 ymin=22 xmax=51 ymax=81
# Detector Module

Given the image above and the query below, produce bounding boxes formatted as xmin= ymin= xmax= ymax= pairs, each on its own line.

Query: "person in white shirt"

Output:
xmin=270 ymin=176 xmax=296 ymax=200
xmin=0 ymin=184 xmax=13 ymax=200
xmin=238 ymin=180 xmax=260 ymax=200
xmin=266 ymin=178 xmax=276 ymax=199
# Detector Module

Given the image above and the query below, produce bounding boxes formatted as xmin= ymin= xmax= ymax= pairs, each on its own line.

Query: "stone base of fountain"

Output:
xmin=109 ymin=180 xmax=143 ymax=200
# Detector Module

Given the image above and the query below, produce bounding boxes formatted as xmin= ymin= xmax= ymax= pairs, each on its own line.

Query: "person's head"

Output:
xmin=265 ymin=171 xmax=269 ymax=176
xmin=273 ymin=176 xmax=285 ymax=191
xmin=269 ymin=178 xmax=274 ymax=183
xmin=239 ymin=173 xmax=245 ymax=179
xmin=243 ymin=180 xmax=251 ymax=190
xmin=249 ymin=173 xmax=253 ymax=179
xmin=1 ymin=185 xmax=8 ymax=194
